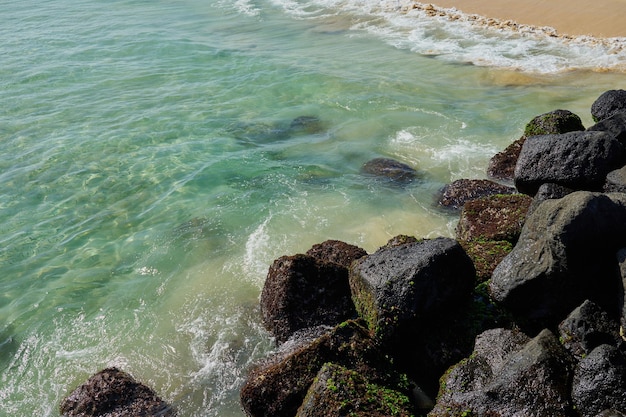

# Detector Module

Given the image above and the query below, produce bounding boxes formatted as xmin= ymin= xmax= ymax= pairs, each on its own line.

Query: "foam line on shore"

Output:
xmin=270 ymin=0 xmax=626 ymax=73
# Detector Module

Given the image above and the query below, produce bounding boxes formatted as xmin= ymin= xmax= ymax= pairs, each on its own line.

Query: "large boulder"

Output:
xmin=572 ymin=344 xmax=626 ymax=416
xmin=296 ymin=363 xmax=414 ymax=417
xmin=490 ymin=191 xmax=626 ymax=331
xmin=430 ymin=329 xmax=575 ymax=417
xmin=349 ymin=237 xmax=477 ymax=397
xmin=261 ymin=253 xmax=357 ymax=344
xmin=437 ymin=178 xmax=515 ymax=209
xmin=591 ymin=89 xmax=626 ymax=122
xmin=456 ymin=194 xmax=532 ymax=243
xmin=488 ymin=109 xmax=585 ymax=181
xmin=361 ymin=157 xmax=417 ymax=184
xmin=514 ymin=131 xmax=625 ymax=196
xmin=558 ymin=299 xmax=622 ymax=360
xmin=59 ymin=368 xmax=175 ymax=417
xmin=349 ymin=237 xmax=475 ymax=342
xmin=456 ymin=194 xmax=532 ymax=282
xmin=240 ymin=320 xmax=408 ymax=417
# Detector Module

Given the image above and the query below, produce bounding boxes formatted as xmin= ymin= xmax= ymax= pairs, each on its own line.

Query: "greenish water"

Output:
xmin=1 ymin=0 xmax=625 ymax=416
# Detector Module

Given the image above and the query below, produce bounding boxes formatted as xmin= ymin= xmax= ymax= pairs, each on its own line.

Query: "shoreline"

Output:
xmin=395 ymin=1 xmax=626 ymax=67
xmin=412 ymin=1 xmax=626 ymax=39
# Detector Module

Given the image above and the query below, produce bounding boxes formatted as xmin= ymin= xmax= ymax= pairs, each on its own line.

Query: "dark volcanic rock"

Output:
xmin=361 ymin=157 xmax=417 ymax=184
xmin=604 ymin=166 xmax=626 ymax=193
xmin=305 ymin=240 xmax=367 ymax=269
xmin=527 ymin=182 xmax=575 ymax=216
xmin=261 ymin=254 xmax=356 ymax=344
xmin=240 ymin=320 xmax=404 ymax=417
xmin=514 ymin=131 xmax=626 ymax=196
xmin=349 ymin=237 xmax=476 ymax=397
xmin=59 ymin=367 xmax=174 ymax=417
xmin=572 ymin=344 xmax=626 ymax=417
xmin=558 ymin=300 xmax=621 ymax=360
xmin=488 ymin=109 xmax=585 ymax=181
xmin=490 ymin=191 xmax=626 ymax=331
xmin=588 ymin=110 xmax=626 ymax=145
xmin=430 ymin=329 xmax=575 ymax=417
xmin=349 ymin=237 xmax=475 ymax=341
xmin=591 ymin=89 xmax=626 ymax=122
xmin=296 ymin=363 xmax=414 ymax=417
xmin=437 ymin=178 xmax=515 ymax=209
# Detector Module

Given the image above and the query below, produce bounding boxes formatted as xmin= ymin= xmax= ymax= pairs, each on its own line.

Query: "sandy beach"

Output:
xmin=415 ymin=0 xmax=626 ymax=38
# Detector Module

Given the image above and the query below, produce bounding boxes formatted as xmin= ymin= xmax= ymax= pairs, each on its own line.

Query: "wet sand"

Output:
xmin=420 ymin=0 xmax=626 ymax=38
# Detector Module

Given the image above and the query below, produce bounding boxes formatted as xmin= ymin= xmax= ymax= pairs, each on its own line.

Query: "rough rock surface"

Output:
xmin=527 ymin=182 xmax=575 ymax=216
xmin=591 ymin=89 xmax=626 ymax=122
xmin=514 ymin=131 xmax=626 ymax=196
xmin=59 ymin=367 xmax=174 ymax=417
xmin=490 ymin=191 xmax=626 ymax=331
xmin=437 ymin=178 xmax=515 ymax=209
xmin=588 ymin=110 xmax=626 ymax=145
xmin=305 ymin=239 xmax=367 ymax=269
xmin=558 ymin=300 xmax=621 ymax=360
xmin=361 ymin=157 xmax=417 ymax=184
xmin=605 ymin=166 xmax=626 ymax=193
xmin=349 ymin=237 xmax=475 ymax=341
xmin=488 ymin=109 xmax=585 ymax=181
xmin=572 ymin=344 xmax=626 ymax=416
xmin=240 ymin=320 xmax=402 ymax=417
xmin=261 ymin=253 xmax=356 ymax=344
xmin=455 ymin=194 xmax=532 ymax=243
xmin=296 ymin=363 xmax=413 ymax=417
xmin=455 ymin=193 xmax=531 ymax=282
xmin=430 ymin=329 xmax=575 ymax=417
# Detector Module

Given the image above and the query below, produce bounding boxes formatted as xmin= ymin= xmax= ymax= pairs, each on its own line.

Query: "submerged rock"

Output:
xmin=59 ymin=367 xmax=174 ymax=417
xmin=289 ymin=115 xmax=325 ymax=135
xmin=361 ymin=157 xmax=417 ymax=184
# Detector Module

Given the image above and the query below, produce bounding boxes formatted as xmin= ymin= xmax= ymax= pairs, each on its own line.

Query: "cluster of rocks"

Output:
xmin=57 ymin=89 xmax=626 ymax=417
xmin=239 ymin=89 xmax=626 ymax=417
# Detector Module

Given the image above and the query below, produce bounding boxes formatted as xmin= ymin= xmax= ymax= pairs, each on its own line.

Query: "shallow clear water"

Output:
xmin=1 ymin=1 xmax=625 ymax=416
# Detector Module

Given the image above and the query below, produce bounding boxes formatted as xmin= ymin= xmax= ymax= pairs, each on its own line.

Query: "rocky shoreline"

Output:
xmin=58 ymin=89 xmax=626 ymax=416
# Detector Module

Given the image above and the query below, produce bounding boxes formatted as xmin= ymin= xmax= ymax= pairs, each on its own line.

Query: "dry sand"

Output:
xmin=420 ymin=0 xmax=626 ymax=38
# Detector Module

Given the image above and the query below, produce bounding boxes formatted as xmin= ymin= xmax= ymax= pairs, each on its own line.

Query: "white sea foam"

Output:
xmin=269 ymin=0 xmax=626 ymax=73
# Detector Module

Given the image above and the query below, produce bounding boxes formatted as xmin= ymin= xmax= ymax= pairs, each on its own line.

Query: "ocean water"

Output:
xmin=1 ymin=0 xmax=625 ymax=416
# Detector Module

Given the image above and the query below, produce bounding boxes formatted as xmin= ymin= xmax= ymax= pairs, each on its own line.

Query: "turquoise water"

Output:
xmin=1 ymin=1 xmax=625 ymax=416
